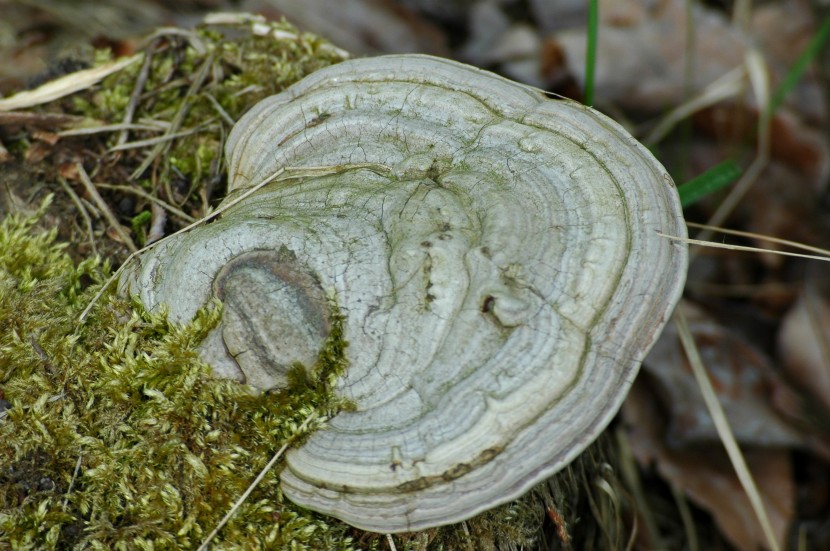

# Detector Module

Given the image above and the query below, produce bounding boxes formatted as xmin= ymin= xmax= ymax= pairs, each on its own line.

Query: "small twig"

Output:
xmin=130 ymin=53 xmax=215 ymax=181
xmin=76 ymin=163 xmax=138 ymax=253
xmin=58 ymin=177 xmax=98 ymax=256
xmin=386 ymin=534 xmax=397 ymax=551
xmin=29 ymin=335 xmax=49 ymax=362
xmin=196 ymin=413 xmax=318 ymax=551
xmin=117 ymin=41 xmax=156 ymax=147
xmin=0 ymin=111 xmax=85 ymax=128
xmin=63 ymin=455 xmax=83 ymax=508
xmin=94 ymin=182 xmax=196 ymax=224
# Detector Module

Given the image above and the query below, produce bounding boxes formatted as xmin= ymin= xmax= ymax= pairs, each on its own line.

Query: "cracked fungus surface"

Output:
xmin=120 ymin=54 xmax=688 ymax=532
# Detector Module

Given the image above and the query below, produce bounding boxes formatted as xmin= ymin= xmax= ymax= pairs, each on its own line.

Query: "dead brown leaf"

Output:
xmin=779 ymin=274 xmax=830 ymax=417
xmin=624 ymin=380 xmax=794 ymax=551
xmin=643 ymin=301 xmax=814 ymax=451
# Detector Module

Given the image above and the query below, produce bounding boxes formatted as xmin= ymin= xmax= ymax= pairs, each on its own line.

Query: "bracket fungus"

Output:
xmin=119 ymin=54 xmax=688 ymax=533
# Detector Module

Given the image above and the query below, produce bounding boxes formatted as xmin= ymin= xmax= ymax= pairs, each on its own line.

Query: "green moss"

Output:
xmin=0 ymin=202 xmax=360 ymax=550
xmin=130 ymin=211 xmax=152 ymax=246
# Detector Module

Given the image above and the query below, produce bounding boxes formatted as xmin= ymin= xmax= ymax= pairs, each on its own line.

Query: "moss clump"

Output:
xmin=0 ymin=199 xmax=360 ymax=550
xmin=80 ymin=16 xmax=348 ymax=204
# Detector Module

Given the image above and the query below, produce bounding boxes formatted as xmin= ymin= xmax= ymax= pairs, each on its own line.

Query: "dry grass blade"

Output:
xmin=62 ymin=455 xmax=83 ymax=509
xmin=670 ymin=483 xmax=699 ymax=551
xmin=94 ymin=183 xmax=196 ymax=224
xmin=129 ymin=53 xmax=215 ymax=180
xmin=686 ymin=222 xmax=830 ymax=257
xmin=77 ymin=165 xmax=291 ymax=322
xmin=732 ymin=0 xmax=753 ymax=30
xmin=58 ymin=177 xmax=98 ymax=256
xmin=204 ymin=92 xmax=235 ymax=126
xmin=116 ymin=40 xmax=156 ymax=148
xmin=58 ymin=123 xmax=167 ymax=137
xmin=674 ymin=308 xmax=781 ymax=551
xmin=616 ymin=429 xmax=662 ymax=548
xmin=691 ymin=48 xmax=771 ymax=258
xmin=76 ymin=163 xmax=137 ymax=253
xmin=109 ymin=125 xmax=210 ymax=152
xmin=593 ymin=474 xmax=625 ymax=550
xmin=644 ymin=66 xmax=745 ymax=146
xmin=659 ymin=233 xmax=830 ymax=262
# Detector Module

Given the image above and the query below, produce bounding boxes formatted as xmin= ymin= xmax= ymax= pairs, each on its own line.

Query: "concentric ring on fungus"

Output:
xmin=120 ymin=54 xmax=688 ymax=533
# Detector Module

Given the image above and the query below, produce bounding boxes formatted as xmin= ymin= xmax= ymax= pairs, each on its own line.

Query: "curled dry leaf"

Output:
xmin=643 ymin=301 xmax=813 ymax=449
xmin=0 ymin=55 xmax=141 ymax=112
xmin=548 ymin=0 xmax=747 ymax=111
xmin=624 ymin=381 xmax=794 ymax=551
xmin=545 ymin=0 xmax=825 ymax=121
xmin=779 ymin=276 xmax=830 ymax=416
xmin=119 ymin=54 xmax=687 ymax=532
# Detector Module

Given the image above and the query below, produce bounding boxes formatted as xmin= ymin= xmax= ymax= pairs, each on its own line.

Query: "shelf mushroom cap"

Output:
xmin=120 ymin=54 xmax=688 ymax=533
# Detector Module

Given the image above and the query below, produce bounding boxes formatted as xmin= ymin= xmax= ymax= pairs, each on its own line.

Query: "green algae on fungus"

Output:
xmin=0 ymin=200 xmax=360 ymax=550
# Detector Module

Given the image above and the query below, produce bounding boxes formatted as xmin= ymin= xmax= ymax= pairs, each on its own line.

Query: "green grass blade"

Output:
xmin=584 ymin=0 xmax=599 ymax=107
xmin=678 ymin=161 xmax=742 ymax=207
xmin=766 ymin=15 xmax=830 ymax=118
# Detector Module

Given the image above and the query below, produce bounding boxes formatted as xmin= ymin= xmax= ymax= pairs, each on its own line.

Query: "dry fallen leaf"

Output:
xmin=643 ymin=301 xmax=816 ymax=450
xmin=544 ymin=0 xmax=825 ymax=122
xmin=778 ymin=274 xmax=830 ymax=416
xmin=0 ymin=55 xmax=140 ymax=111
xmin=547 ymin=0 xmax=747 ymax=111
xmin=624 ymin=380 xmax=794 ymax=551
